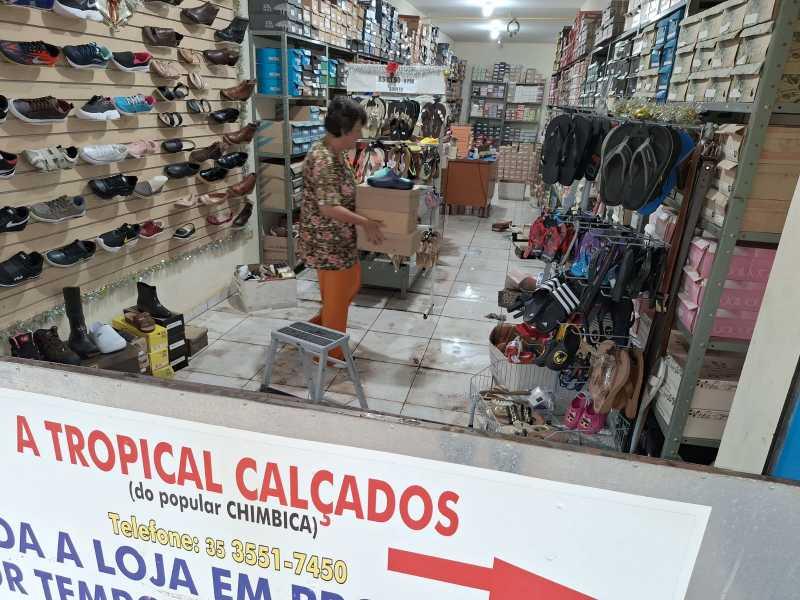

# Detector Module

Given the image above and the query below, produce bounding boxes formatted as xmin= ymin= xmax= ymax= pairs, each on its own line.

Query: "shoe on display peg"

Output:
xmin=220 ymin=79 xmax=256 ymax=101
xmin=367 ymin=171 xmax=414 ymax=190
xmin=76 ymin=95 xmax=121 ymax=121
xmin=181 ymin=1 xmax=219 ymax=25
xmin=143 ymin=26 xmax=184 ymax=48
xmin=190 ymin=140 xmax=229 ymax=163
xmin=0 ymin=251 xmax=43 ymax=287
xmin=223 ymin=122 xmax=257 ymax=144
xmin=231 ymin=202 xmax=252 ymax=230
xmin=214 ymin=17 xmax=249 ymax=44
xmin=30 ymin=195 xmax=86 ymax=223
xmin=0 ymin=151 xmax=18 ymax=178
xmin=0 ymin=96 xmax=7 ymax=123
xmin=79 ymin=144 xmax=129 ymax=165
xmin=203 ymin=48 xmax=239 ymax=66
xmin=139 ymin=220 xmax=165 ymax=239
xmin=137 ymin=281 xmax=174 ymax=319
xmin=89 ymin=174 xmax=138 ymax=199
xmin=9 ymin=96 xmax=73 ymax=124
xmin=63 ymin=42 xmax=111 ymax=69
xmin=63 ymin=286 xmax=100 ymax=359
xmin=0 ymin=206 xmax=28 ymax=233
xmin=53 ymin=0 xmax=102 ymax=22
xmin=199 ymin=166 xmax=228 ymax=182
xmin=209 ymin=108 xmax=239 ymax=124
xmin=172 ymin=223 xmax=196 ymax=239
xmin=111 ymin=51 xmax=152 ymax=72
xmin=33 ymin=327 xmax=80 ymax=365
xmin=45 ymin=239 xmax=96 ymax=268
xmin=96 ymin=223 xmax=140 ymax=252
xmin=0 ymin=40 xmax=60 ymax=66
xmin=216 ymin=151 xmax=248 ymax=169
xmin=22 ymin=145 xmax=79 ymax=171
xmin=226 ymin=173 xmax=256 ymax=198
xmin=134 ymin=175 xmax=168 ymax=198
xmin=164 ymin=162 xmax=200 ymax=178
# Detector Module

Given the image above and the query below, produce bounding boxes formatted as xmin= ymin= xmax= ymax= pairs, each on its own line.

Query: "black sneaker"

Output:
xmin=89 ymin=174 xmax=138 ymax=199
xmin=33 ymin=327 xmax=80 ymax=365
xmin=76 ymin=95 xmax=121 ymax=121
xmin=0 ymin=206 xmax=29 ymax=232
xmin=96 ymin=223 xmax=140 ymax=253
xmin=9 ymin=331 xmax=44 ymax=360
xmin=0 ymin=150 xmax=17 ymax=178
xmin=63 ymin=42 xmax=112 ymax=69
xmin=45 ymin=239 xmax=96 ymax=267
xmin=0 ymin=251 xmax=43 ymax=287
xmin=53 ymin=0 xmax=102 ymax=22
xmin=0 ymin=96 xmax=7 ymax=123
xmin=111 ymin=51 xmax=152 ymax=72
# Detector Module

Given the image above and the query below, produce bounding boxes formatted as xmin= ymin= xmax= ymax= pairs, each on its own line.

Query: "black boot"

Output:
xmin=137 ymin=281 xmax=173 ymax=319
xmin=214 ymin=17 xmax=249 ymax=44
xmin=63 ymin=287 xmax=100 ymax=359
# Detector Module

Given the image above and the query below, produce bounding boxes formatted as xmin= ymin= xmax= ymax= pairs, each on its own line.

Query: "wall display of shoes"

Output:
xmin=0 ymin=0 xmax=258 ymax=331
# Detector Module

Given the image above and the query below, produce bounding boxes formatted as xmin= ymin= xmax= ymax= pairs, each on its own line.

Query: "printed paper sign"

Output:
xmin=346 ymin=64 xmax=446 ymax=95
xmin=1 ymin=389 xmax=710 ymax=599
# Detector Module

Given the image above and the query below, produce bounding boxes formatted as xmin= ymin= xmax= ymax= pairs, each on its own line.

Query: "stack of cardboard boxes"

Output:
xmin=497 ymin=144 xmax=534 ymax=183
xmin=255 ymin=47 xmax=326 ymax=97
xmin=260 ymin=160 xmax=305 ymax=212
xmin=355 ymin=184 xmax=425 ymax=256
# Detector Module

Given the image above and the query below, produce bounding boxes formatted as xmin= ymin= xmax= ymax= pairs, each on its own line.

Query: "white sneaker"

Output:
xmin=89 ymin=322 xmax=127 ymax=354
xmin=79 ymin=144 xmax=129 ymax=165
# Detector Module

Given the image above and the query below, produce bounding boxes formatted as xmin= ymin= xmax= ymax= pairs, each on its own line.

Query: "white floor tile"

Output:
xmin=352 ymin=289 xmax=391 ymax=309
xmin=222 ymin=316 xmax=294 ymax=346
xmin=409 ymin=277 xmax=455 ymax=296
xmin=354 ymin=331 xmax=429 ymax=366
xmin=297 ymin=280 xmax=321 ymax=302
xmin=455 ymin=267 xmax=508 ymax=287
xmin=209 ymin=295 xmax=248 ymax=315
xmin=189 ymin=311 xmax=247 ymax=340
xmin=433 ymin=316 xmax=494 ymax=346
xmin=385 ymin=292 xmax=447 ymax=315
xmin=449 ymin=282 xmax=502 ymax=303
xmin=297 ymin=269 xmax=318 ymax=281
xmin=188 ymin=340 xmax=266 ymax=380
xmin=370 ymin=309 xmax=439 ymax=338
xmin=175 ymin=370 xmax=250 ymax=389
xmin=401 ymin=404 xmax=470 ymax=427
xmin=328 ymin=358 xmax=416 ymax=403
xmin=469 ymin=237 xmax=512 ymax=250
xmin=421 ymin=339 xmax=489 ymax=374
xmin=441 ymin=298 xmax=499 ymax=321
xmin=257 ymin=348 xmax=338 ymax=389
xmin=460 ymin=257 xmax=509 ymax=272
xmin=405 ymin=368 xmax=473 ymax=411
xmin=262 ymin=300 xmax=322 ymax=321
xmin=464 ymin=247 xmax=510 ymax=260
xmin=347 ymin=305 xmax=383 ymax=330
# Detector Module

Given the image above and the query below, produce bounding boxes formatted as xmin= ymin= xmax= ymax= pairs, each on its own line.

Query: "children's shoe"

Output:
xmin=113 ymin=94 xmax=156 ymax=115
xmin=564 ymin=392 xmax=588 ymax=430
xmin=577 ymin=401 xmax=607 ymax=434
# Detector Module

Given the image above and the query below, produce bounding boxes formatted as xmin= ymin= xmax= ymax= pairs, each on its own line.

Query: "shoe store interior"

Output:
xmin=3 ymin=0 xmax=800 ymax=487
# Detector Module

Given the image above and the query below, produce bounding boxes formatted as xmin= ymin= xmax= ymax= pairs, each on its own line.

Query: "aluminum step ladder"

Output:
xmin=260 ymin=322 xmax=368 ymax=408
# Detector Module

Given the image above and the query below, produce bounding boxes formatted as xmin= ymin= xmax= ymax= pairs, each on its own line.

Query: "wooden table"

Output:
xmin=441 ymin=159 xmax=497 ymax=217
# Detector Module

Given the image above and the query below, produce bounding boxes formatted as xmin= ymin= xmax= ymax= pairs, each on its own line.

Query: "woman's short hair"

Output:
xmin=325 ymin=97 xmax=367 ymax=137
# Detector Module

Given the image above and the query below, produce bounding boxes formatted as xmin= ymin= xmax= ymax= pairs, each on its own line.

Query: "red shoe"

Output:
xmin=564 ymin=393 xmax=588 ymax=430
xmin=139 ymin=220 xmax=164 ymax=239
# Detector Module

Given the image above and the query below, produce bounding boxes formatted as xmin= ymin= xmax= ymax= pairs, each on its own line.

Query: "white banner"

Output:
xmin=1 ymin=389 xmax=711 ymax=600
xmin=346 ymin=64 xmax=446 ymax=95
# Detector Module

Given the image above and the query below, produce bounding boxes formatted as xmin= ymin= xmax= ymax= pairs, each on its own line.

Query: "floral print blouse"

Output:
xmin=298 ymin=141 xmax=358 ymax=271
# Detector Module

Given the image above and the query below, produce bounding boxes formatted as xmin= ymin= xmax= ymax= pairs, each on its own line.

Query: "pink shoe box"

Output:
xmin=680 ymin=266 xmax=767 ymax=311
xmin=687 ymin=237 xmax=776 ymax=282
xmin=677 ymin=292 xmax=758 ymax=340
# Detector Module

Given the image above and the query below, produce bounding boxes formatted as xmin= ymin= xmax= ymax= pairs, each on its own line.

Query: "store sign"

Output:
xmin=346 ymin=64 xmax=446 ymax=95
xmin=1 ymin=389 xmax=710 ymax=600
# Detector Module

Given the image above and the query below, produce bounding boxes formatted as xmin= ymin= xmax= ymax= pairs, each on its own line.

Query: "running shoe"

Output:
xmin=113 ymin=94 xmax=156 ymax=115
xmin=62 ymin=41 xmax=111 ymax=68
xmin=76 ymin=95 xmax=120 ymax=121
xmin=0 ymin=40 xmax=60 ymax=66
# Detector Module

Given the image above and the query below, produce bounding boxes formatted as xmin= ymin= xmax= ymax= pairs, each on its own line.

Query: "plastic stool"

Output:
xmin=260 ymin=322 xmax=368 ymax=409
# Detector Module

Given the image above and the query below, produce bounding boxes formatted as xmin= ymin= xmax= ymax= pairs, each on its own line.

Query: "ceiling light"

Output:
xmin=482 ymin=2 xmax=495 ymax=17
xmin=490 ymin=29 xmax=500 ymax=40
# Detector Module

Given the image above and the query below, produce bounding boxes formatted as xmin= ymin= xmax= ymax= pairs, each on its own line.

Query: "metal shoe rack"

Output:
xmin=249 ymin=30 xmax=392 ymax=267
xmin=540 ymin=0 xmax=800 ymax=460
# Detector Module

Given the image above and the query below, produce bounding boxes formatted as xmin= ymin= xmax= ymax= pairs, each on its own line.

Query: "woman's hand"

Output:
xmin=361 ymin=218 xmax=385 ymax=244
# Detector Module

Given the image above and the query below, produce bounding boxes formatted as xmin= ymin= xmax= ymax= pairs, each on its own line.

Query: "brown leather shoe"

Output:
xmin=181 ymin=1 xmax=219 ymax=26
xmin=189 ymin=140 xmax=230 ymax=163
xmin=203 ymin=48 xmax=239 ymax=66
xmin=223 ymin=122 xmax=258 ymax=144
xmin=142 ymin=27 xmax=184 ymax=48
xmin=220 ymin=79 xmax=256 ymax=101
xmin=226 ymin=173 xmax=256 ymax=198
xmin=178 ymin=48 xmax=201 ymax=64
xmin=10 ymin=96 xmax=73 ymax=123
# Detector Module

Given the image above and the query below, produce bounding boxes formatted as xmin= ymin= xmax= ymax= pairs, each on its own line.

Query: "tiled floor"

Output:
xmin=179 ymin=196 xmax=544 ymax=427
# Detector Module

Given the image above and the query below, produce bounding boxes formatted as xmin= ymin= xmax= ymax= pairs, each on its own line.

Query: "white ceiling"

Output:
xmin=408 ymin=0 xmax=585 ymax=44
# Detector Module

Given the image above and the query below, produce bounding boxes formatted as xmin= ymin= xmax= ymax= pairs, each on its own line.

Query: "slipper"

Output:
xmin=637 ymin=128 xmax=697 ymax=215
xmin=600 ymin=123 xmax=645 ymax=206
xmin=207 ymin=210 xmax=233 ymax=225
xmin=564 ymin=393 xmax=589 ymax=429
xmin=611 ymin=298 xmax=634 ymax=347
xmin=614 ymin=347 xmax=644 ymax=419
xmin=173 ymin=223 xmax=196 ymax=239
xmin=623 ymin=125 xmax=675 ymax=210
xmin=611 ymin=247 xmax=637 ymax=302
xmin=492 ymin=220 xmax=512 ymax=232
xmin=158 ymin=112 xmax=183 ymax=127
xmin=583 ymin=117 xmax=612 ymax=181
xmin=541 ymin=114 xmax=571 ymax=184
xmin=520 ymin=276 xmax=559 ymax=323
xmin=560 ymin=114 xmax=591 ymax=185
xmin=531 ymin=279 xmax=581 ymax=333
xmin=543 ymin=324 xmax=581 ymax=371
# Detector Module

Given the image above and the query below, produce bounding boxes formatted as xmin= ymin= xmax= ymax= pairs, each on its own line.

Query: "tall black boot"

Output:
xmin=63 ymin=287 xmax=100 ymax=359
xmin=214 ymin=16 xmax=249 ymax=44
xmin=137 ymin=281 xmax=173 ymax=319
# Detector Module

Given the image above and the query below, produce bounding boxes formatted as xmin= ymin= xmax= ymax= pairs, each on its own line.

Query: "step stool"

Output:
xmin=260 ymin=322 xmax=368 ymax=409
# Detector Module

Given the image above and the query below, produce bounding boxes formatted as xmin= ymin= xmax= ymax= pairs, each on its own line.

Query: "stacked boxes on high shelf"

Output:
xmin=446 ymin=59 xmax=466 ymax=123
xmin=255 ymin=47 xmax=326 ymax=97
xmin=599 ymin=0 xmax=628 ymax=43
xmin=502 ymin=126 xmax=538 ymax=144
xmin=399 ymin=14 xmax=439 ymax=65
xmin=505 ymin=104 xmax=539 ymax=122
xmin=355 ymin=185 xmax=424 ymax=255
xmin=256 ymin=120 xmax=325 ymax=156
xmin=472 ymin=122 xmax=503 ymax=146
xmin=259 ymin=160 xmax=305 ymax=212
xmin=633 ymin=7 xmax=684 ymax=102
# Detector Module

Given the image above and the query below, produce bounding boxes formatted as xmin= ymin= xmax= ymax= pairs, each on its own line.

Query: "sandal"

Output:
xmin=123 ymin=308 xmax=155 ymax=333
xmin=161 ymin=138 xmax=197 ymax=153
xmin=173 ymin=223 xmax=196 ymax=239
xmin=588 ymin=342 xmax=631 ymax=414
xmin=188 ymin=72 xmax=206 ymax=90
xmin=158 ymin=112 xmax=184 ymax=127
xmin=187 ymin=99 xmax=212 ymax=113
xmin=492 ymin=220 xmax=512 ymax=232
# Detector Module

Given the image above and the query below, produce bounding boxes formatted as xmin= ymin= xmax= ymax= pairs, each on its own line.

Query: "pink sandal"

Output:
xmin=578 ymin=402 xmax=607 ymax=434
xmin=564 ymin=393 xmax=588 ymax=430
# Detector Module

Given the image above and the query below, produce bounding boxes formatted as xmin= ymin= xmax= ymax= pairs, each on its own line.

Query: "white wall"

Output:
xmin=452 ymin=41 xmax=556 ymax=126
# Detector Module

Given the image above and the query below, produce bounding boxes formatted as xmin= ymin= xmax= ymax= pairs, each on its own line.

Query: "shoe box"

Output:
xmin=259 ymin=160 xmax=305 ymax=209
xmin=150 ymin=312 xmax=189 ymax=373
xmin=80 ymin=343 xmax=148 ymax=375
xmin=256 ymin=120 xmax=325 ymax=156
xmin=185 ymin=325 xmax=209 ymax=357
xmin=112 ymin=317 xmax=168 ymax=353
xmin=111 ymin=316 xmax=179 ymax=375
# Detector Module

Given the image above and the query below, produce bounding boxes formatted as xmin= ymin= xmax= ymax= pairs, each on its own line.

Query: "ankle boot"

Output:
xmin=224 ymin=122 xmax=258 ymax=145
xmin=63 ymin=287 xmax=100 ymax=359
xmin=214 ymin=16 xmax=249 ymax=44
xmin=137 ymin=281 xmax=173 ymax=319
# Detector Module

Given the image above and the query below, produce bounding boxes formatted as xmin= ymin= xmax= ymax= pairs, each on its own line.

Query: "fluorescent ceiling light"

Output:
xmin=490 ymin=29 xmax=500 ymax=40
xmin=482 ymin=2 xmax=495 ymax=17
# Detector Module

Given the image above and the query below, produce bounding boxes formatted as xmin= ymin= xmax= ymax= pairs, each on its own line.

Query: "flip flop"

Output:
xmin=623 ymin=125 xmax=675 ymax=210
xmin=532 ymin=279 xmax=581 ymax=333
xmin=637 ymin=128 xmax=697 ymax=215
xmin=541 ymin=114 xmax=571 ymax=184
xmin=614 ymin=347 xmax=644 ymax=419
xmin=611 ymin=298 xmax=635 ymax=348
xmin=520 ymin=277 xmax=559 ymax=323
xmin=565 ymin=114 xmax=592 ymax=184
xmin=611 ymin=247 xmax=637 ymax=302
xmin=599 ymin=123 xmax=645 ymax=206
xmin=583 ymin=118 xmax=612 ymax=181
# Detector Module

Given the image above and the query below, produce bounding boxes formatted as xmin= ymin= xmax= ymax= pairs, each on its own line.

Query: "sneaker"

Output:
xmin=45 ymin=239 xmax=96 ymax=267
xmin=0 ymin=40 xmax=60 ymax=66
xmin=62 ymin=42 xmax=112 ymax=68
xmin=111 ymin=51 xmax=152 ymax=72
xmin=231 ymin=202 xmax=252 ymax=230
xmin=22 ymin=145 xmax=79 ymax=171
xmin=0 ymin=150 xmax=17 ymax=178
xmin=0 ymin=96 xmax=7 ymax=123
xmin=89 ymin=174 xmax=138 ymax=199
xmin=33 ymin=327 xmax=80 ymax=365
xmin=30 ymin=195 xmax=86 ymax=223
xmin=114 ymin=94 xmax=156 ymax=115
xmin=0 ymin=206 xmax=29 ymax=232
xmin=79 ymin=143 xmax=129 ymax=165
xmin=76 ymin=95 xmax=120 ymax=121
xmin=96 ymin=223 xmax=140 ymax=252
xmin=134 ymin=175 xmax=168 ymax=198
xmin=139 ymin=220 xmax=165 ymax=239
xmin=9 ymin=96 xmax=73 ymax=124
xmin=0 ymin=251 xmax=43 ymax=287
xmin=9 ymin=331 xmax=43 ymax=360
xmin=53 ymin=0 xmax=102 ymax=21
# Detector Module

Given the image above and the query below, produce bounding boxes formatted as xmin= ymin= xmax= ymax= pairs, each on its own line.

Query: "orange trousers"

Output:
xmin=309 ymin=262 xmax=361 ymax=360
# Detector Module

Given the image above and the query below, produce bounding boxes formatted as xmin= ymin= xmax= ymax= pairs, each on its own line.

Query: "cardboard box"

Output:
xmin=112 ymin=317 xmax=168 ymax=353
xmin=185 ymin=325 xmax=208 ymax=357
xmin=356 ymin=226 xmax=422 ymax=256
xmin=357 ymin=208 xmax=417 ymax=234
xmin=170 ymin=353 xmax=189 ymax=372
xmin=80 ymin=344 xmax=147 ymax=375
xmin=151 ymin=365 xmax=175 ymax=379
xmin=355 ymin=184 xmax=425 ymax=213
xmin=234 ymin=264 xmax=297 ymax=312
xmin=149 ymin=348 xmax=170 ymax=373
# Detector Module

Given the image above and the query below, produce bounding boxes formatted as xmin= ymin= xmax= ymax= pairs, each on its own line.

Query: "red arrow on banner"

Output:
xmin=387 ymin=548 xmax=595 ymax=599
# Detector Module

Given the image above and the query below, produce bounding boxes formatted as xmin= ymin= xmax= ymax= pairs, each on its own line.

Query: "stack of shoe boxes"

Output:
xmin=575 ymin=11 xmax=603 ymax=58
xmin=502 ymin=127 xmax=538 ymax=144
xmin=154 ymin=314 xmax=189 ymax=373
xmin=633 ymin=7 xmax=683 ymax=102
xmin=599 ymin=0 xmax=629 ymax=43
xmin=111 ymin=318 xmax=173 ymax=378
xmin=471 ymin=122 xmax=502 ymax=145
xmin=554 ymin=26 xmax=572 ymax=72
xmin=582 ymin=56 xmax=607 ymax=108
xmin=256 ymin=120 xmax=325 ymax=155
xmin=259 ymin=160 xmax=305 ymax=210
xmin=606 ymin=35 xmax=635 ymax=102
xmin=255 ymin=47 xmax=327 ymax=97
xmin=256 ymin=47 xmax=282 ymax=95
xmin=355 ymin=185 xmax=424 ymax=255
xmin=250 ymin=0 xmax=304 ymax=35
xmin=497 ymin=144 xmax=535 ymax=182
